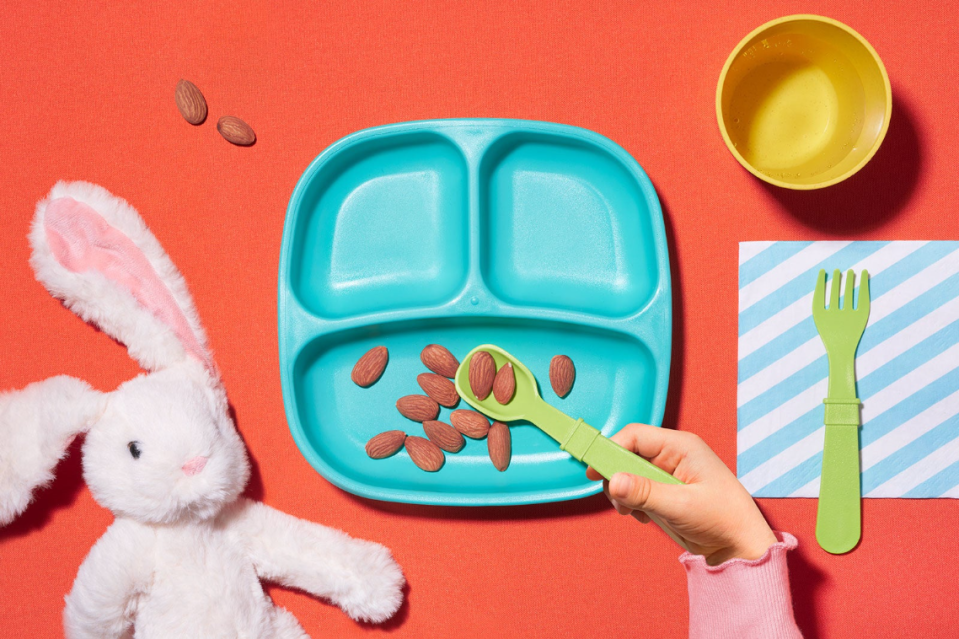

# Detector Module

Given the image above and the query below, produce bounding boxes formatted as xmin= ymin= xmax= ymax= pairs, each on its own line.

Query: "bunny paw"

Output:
xmin=337 ymin=541 xmax=405 ymax=623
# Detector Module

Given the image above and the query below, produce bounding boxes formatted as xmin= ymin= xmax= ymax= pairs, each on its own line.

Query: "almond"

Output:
xmin=549 ymin=355 xmax=575 ymax=398
xmin=365 ymin=430 xmax=406 ymax=459
xmin=417 ymin=373 xmax=459 ymax=408
xmin=423 ymin=420 xmax=464 ymax=453
xmin=421 ymin=344 xmax=460 ymax=378
xmin=487 ymin=421 xmax=511 ymax=471
xmin=396 ymin=395 xmax=439 ymax=422
xmin=217 ymin=116 xmax=256 ymax=146
xmin=351 ymin=346 xmax=388 ymax=387
xmin=450 ymin=409 xmax=490 ymax=439
xmin=405 ymin=436 xmax=445 ymax=472
xmin=468 ymin=351 xmax=495 ymax=400
xmin=493 ymin=362 xmax=515 ymax=404
xmin=175 ymin=79 xmax=207 ymax=125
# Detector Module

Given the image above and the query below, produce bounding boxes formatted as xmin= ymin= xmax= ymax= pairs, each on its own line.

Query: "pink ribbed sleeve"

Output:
xmin=680 ymin=532 xmax=802 ymax=639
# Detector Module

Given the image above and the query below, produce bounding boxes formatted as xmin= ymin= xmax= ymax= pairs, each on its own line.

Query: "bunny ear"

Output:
xmin=30 ymin=181 xmax=215 ymax=373
xmin=0 ymin=376 xmax=105 ymax=526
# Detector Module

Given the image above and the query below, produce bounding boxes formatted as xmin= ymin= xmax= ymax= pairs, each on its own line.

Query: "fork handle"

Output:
xmin=816 ymin=399 xmax=861 ymax=554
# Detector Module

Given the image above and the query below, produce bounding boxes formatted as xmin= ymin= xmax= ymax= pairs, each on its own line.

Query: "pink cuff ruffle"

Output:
xmin=680 ymin=532 xmax=802 ymax=639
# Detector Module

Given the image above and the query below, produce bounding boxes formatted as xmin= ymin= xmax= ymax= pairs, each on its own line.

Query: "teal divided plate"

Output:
xmin=278 ymin=119 xmax=671 ymax=506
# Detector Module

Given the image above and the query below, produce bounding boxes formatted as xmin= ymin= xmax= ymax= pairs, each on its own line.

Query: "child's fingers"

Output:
xmin=598 ymin=478 xmax=652 ymax=523
xmin=586 ymin=423 xmax=685 ymax=480
xmin=608 ymin=471 xmax=689 ymax=523
xmin=609 ymin=423 xmax=706 ymax=476
xmin=607 ymin=423 xmax=667 ymax=457
xmin=600 ymin=479 xmax=633 ymax=516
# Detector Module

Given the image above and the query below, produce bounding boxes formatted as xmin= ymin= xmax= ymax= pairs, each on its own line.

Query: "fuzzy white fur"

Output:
xmin=0 ymin=376 xmax=103 ymax=526
xmin=1 ymin=182 xmax=404 ymax=638
xmin=31 ymin=181 xmax=211 ymax=372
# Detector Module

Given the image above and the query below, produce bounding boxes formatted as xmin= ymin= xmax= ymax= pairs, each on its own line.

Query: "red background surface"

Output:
xmin=1 ymin=1 xmax=957 ymax=637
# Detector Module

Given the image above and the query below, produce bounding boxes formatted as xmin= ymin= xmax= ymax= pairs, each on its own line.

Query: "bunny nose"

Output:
xmin=182 ymin=456 xmax=208 ymax=476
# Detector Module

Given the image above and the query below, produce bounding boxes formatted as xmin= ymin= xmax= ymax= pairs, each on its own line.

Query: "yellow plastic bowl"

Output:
xmin=716 ymin=15 xmax=891 ymax=189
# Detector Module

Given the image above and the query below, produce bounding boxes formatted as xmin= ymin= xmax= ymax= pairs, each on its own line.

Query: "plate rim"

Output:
xmin=278 ymin=118 xmax=672 ymax=506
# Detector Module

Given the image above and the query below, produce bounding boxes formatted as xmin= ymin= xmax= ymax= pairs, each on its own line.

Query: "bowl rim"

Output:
xmin=715 ymin=14 xmax=892 ymax=190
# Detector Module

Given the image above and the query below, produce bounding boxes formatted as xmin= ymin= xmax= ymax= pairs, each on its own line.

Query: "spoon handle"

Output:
xmin=577 ymin=432 xmax=682 ymax=487
xmin=528 ymin=401 xmax=689 ymax=550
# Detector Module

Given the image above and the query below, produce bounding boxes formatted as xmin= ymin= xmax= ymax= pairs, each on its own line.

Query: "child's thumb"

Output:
xmin=609 ymin=472 xmax=684 ymax=521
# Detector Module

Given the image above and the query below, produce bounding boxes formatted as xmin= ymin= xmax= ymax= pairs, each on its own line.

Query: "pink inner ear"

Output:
xmin=44 ymin=197 xmax=213 ymax=370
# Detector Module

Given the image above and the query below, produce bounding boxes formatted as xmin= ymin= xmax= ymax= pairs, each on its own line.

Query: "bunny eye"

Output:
xmin=128 ymin=441 xmax=142 ymax=460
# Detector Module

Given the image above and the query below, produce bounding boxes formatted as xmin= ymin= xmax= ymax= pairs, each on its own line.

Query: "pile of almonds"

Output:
xmin=356 ymin=343 xmax=576 ymax=474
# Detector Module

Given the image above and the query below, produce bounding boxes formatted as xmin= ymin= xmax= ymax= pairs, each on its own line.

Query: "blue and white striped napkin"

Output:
xmin=737 ymin=241 xmax=959 ymax=499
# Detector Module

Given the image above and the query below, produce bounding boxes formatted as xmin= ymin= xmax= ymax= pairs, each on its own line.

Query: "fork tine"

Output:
xmin=844 ymin=269 xmax=855 ymax=310
xmin=859 ymin=270 xmax=870 ymax=313
xmin=830 ymin=269 xmax=842 ymax=310
xmin=814 ymin=269 xmax=826 ymax=310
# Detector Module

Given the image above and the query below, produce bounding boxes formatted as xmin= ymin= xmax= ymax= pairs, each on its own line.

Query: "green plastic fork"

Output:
xmin=812 ymin=269 xmax=870 ymax=554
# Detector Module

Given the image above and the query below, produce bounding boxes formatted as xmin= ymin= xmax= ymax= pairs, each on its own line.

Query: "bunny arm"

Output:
xmin=218 ymin=498 xmax=404 ymax=623
xmin=64 ymin=519 xmax=155 ymax=639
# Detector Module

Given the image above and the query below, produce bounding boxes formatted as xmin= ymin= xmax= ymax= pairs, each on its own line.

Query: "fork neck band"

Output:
xmin=823 ymin=398 xmax=861 ymax=426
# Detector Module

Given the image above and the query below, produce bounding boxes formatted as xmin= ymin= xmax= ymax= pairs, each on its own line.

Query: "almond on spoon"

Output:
xmin=493 ymin=362 xmax=515 ymax=404
xmin=468 ymin=350 xmax=495 ymax=400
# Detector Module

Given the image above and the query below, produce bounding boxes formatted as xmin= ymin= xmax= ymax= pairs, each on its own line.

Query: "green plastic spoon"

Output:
xmin=454 ymin=344 xmax=689 ymax=550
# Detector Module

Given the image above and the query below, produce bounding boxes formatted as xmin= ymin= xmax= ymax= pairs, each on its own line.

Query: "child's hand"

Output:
xmin=585 ymin=423 xmax=777 ymax=565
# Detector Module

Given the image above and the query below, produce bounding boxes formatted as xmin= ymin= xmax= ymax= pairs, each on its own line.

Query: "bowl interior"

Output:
xmin=718 ymin=17 xmax=890 ymax=188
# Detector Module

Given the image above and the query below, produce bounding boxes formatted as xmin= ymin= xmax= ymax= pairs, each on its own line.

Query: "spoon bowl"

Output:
xmin=454 ymin=345 xmax=539 ymax=421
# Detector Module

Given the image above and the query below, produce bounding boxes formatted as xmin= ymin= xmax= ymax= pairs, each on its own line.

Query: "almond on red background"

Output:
xmin=174 ymin=79 xmax=207 ymax=125
xmin=217 ymin=115 xmax=256 ymax=146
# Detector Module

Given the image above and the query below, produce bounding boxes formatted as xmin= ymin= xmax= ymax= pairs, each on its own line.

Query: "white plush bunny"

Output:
xmin=0 ymin=181 xmax=405 ymax=638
